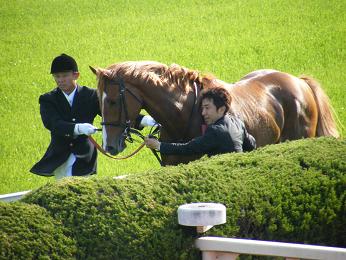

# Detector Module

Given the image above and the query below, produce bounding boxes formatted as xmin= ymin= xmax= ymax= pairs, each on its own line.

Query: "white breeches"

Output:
xmin=53 ymin=153 xmax=76 ymax=180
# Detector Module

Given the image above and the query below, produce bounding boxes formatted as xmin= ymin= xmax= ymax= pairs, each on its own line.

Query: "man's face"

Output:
xmin=53 ymin=71 xmax=79 ymax=94
xmin=201 ymin=98 xmax=225 ymax=125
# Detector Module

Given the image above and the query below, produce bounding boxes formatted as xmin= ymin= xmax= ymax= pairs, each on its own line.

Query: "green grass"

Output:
xmin=0 ymin=0 xmax=345 ymax=194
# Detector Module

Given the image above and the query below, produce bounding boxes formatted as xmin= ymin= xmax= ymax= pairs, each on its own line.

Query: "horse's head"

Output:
xmin=90 ymin=66 xmax=143 ymax=155
xmin=90 ymin=61 xmax=207 ymax=164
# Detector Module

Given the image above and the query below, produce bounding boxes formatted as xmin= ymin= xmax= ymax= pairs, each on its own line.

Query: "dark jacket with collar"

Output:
xmin=160 ymin=115 xmax=256 ymax=157
xmin=30 ymin=86 xmax=100 ymax=176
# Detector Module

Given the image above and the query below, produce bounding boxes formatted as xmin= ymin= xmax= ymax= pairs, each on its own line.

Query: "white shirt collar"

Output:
xmin=62 ymin=86 xmax=77 ymax=107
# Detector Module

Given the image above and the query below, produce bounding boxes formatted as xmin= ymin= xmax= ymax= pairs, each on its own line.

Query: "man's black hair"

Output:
xmin=200 ymin=87 xmax=232 ymax=114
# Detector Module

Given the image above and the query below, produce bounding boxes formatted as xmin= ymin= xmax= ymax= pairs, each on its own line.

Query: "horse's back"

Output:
xmin=239 ymin=69 xmax=279 ymax=81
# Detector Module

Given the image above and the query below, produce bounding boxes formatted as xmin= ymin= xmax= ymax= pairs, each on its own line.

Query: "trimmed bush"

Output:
xmin=0 ymin=202 xmax=76 ymax=259
xmin=10 ymin=137 xmax=346 ymax=259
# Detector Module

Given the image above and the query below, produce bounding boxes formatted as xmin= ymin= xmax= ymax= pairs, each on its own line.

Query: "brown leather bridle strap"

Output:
xmin=88 ymin=136 xmax=145 ymax=160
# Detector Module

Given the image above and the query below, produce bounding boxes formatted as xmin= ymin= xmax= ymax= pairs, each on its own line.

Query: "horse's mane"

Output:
xmin=160 ymin=64 xmax=201 ymax=93
xmin=97 ymin=61 xmax=203 ymax=95
xmin=107 ymin=61 xmax=167 ymax=82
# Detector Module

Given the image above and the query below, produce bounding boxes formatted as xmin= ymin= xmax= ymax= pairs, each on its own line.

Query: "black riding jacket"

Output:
xmin=160 ymin=115 xmax=256 ymax=156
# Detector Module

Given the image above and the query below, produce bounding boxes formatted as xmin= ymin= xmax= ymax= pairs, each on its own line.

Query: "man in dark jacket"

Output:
xmin=31 ymin=54 xmax=156 ymax=179
xmin=144 ymin=87 xmax=256 ymax=156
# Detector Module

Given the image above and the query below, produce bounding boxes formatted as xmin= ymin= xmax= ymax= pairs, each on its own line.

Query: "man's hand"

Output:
xmin=74 ymin=123 xmax=97 ymax=136
xmin=144 ymin=136 xmax=161 ymax=150
xmin=140 ymin=115 xmax=157 ymax=127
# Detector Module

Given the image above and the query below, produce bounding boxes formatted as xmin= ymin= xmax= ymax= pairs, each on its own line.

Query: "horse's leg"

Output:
xmin=250 ymin=113 xmax=282 ymax=146
xmin=279 ymin=77 xmax=319 ymax=141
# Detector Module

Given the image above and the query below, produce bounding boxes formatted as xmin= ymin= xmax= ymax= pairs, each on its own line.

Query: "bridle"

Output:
xmin=100 ymin=77 xmax=143 ymax=131
xmin=91 ymin=76 xmax=163 ymax=165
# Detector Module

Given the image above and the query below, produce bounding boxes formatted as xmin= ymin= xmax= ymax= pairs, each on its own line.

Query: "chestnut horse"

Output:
xmin=90 ymin=61 xmax=339 ymax=165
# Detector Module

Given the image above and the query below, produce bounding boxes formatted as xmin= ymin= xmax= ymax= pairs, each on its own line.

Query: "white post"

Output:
xmin=177 ymin=203 xmax=226 ymax=233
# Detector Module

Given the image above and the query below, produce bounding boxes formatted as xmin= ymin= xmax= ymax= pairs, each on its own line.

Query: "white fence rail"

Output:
xmin=195 ymin=237 xmax=346 ymax=260
xmin=0 ymin=190 xmax=31 ymax=202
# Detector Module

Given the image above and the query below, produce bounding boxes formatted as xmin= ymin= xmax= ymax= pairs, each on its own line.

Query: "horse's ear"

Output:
xmin=89 ymin=66 xmax=113 ymax=79
xmin=89 ymin=66 xmax=98 ymax=75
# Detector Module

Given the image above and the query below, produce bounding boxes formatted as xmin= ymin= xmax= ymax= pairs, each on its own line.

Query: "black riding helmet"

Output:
xmin=50 ymin=53 xmax=78 ymax=74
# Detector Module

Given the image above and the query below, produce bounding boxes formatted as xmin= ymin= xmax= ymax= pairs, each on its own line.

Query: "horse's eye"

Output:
xmin=107 ymin=99 xmax=117 ymax=105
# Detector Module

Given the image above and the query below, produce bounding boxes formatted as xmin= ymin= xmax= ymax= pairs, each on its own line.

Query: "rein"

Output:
xmin=89 ymin=125 xmax=162 ymax=164
xmin=88 ymin=134 xmax=145 ymax=160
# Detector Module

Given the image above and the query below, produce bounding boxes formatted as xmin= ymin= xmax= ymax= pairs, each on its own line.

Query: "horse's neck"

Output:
xmin=145 ymin=101 xmax=182 ymax=138
xmin=140 ymin=83 xmax=202 ymax=140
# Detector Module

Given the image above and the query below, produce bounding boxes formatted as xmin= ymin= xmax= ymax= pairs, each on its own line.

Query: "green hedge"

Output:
xmin=1 ymin=137 xmax=345 ymax=259
xmin=0 ymin=202 xmax=76 ymax=260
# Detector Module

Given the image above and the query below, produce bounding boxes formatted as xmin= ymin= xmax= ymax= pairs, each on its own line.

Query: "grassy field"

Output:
xmin=0 ymin=0 xmax=345 ymax=194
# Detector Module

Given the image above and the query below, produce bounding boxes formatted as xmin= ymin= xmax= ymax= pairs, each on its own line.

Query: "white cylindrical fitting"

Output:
xmin=178 ymin=203 xmax=226 ymax=227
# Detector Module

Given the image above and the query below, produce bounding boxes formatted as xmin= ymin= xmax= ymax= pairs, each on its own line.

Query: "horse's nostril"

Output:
xmin=106 ymin=146 xmax=113 ymax=151
xmin=106 ymin=146 xmax=117 ymax=155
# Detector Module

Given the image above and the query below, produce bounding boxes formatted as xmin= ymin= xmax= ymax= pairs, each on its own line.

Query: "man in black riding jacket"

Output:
xmin=30 ymin=54 xmax=156 ymax=179
xmin=145 ymin=87 xmax=256 ymax=156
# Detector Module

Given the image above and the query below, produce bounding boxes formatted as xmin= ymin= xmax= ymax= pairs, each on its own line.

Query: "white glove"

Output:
xmin=74 ymin=123 xmax=97 ymax=135
xmin=140 ymin=115 xmax=157 ymax=127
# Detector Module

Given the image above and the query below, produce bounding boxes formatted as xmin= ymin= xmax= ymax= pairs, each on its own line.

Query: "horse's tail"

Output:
xmin=300 ymin=76 xmax=340 ymax=138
